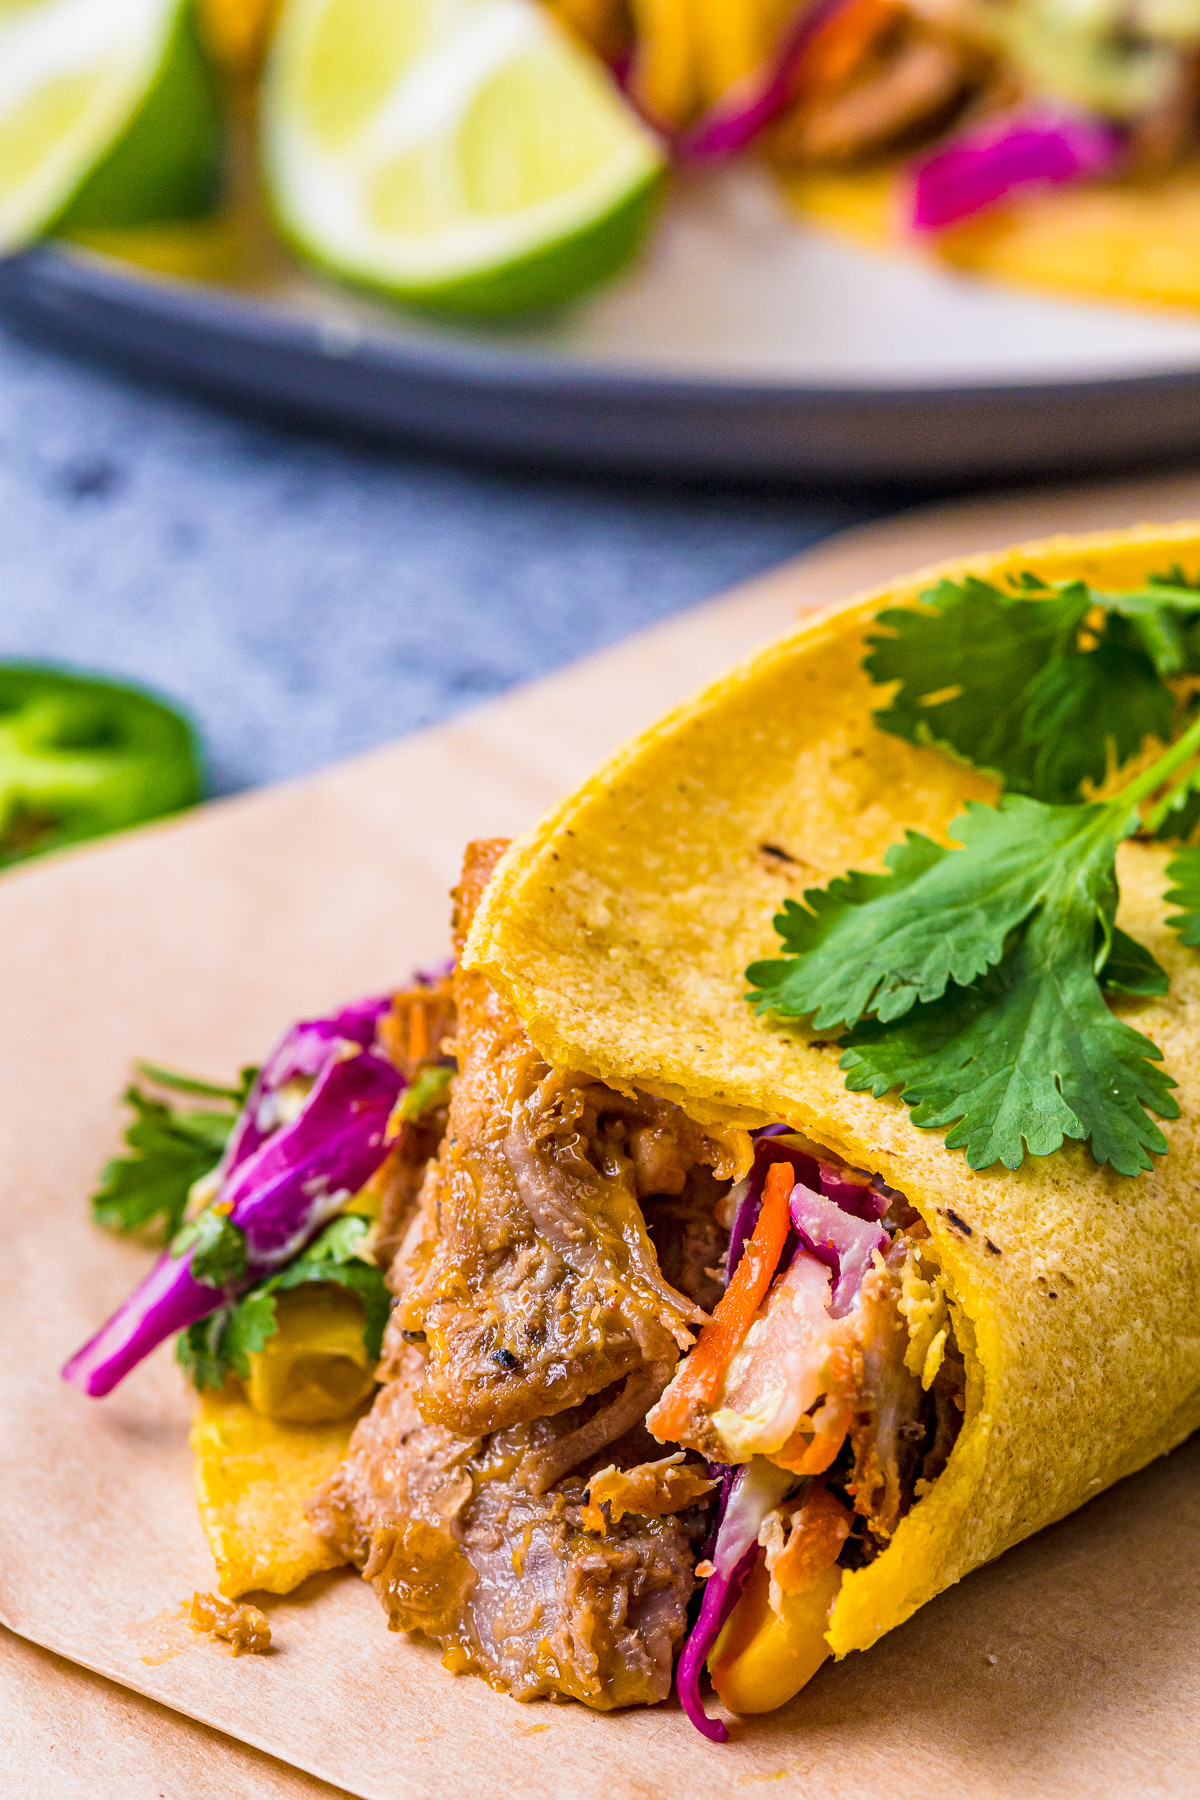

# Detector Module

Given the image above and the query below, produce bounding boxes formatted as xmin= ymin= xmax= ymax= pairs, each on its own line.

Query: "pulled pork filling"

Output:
xmin=308 ymin=840 xmax=967 ymax=1710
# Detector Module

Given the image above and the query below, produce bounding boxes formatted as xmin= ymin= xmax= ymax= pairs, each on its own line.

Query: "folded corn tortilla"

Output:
xmin=465 ymin=520 xmax=1200 ymax=1662
xmin=785 ymin=161 xmax=1200 ymax=314
xmin=190 ymin=1389 xmax=354 ymax=1597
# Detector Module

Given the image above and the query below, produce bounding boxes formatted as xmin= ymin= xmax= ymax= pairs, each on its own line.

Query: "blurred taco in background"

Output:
xmin=549 ymin=0 xmax=1200 ymax=311
xmin=65 ymin=520 xmax=1200 ymax=1734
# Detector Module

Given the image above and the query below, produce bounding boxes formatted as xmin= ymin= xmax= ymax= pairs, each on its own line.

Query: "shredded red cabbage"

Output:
xmin=910 ymin=106 xmax=1123 ymax=233
xmin=725 ymin=1129 xmax=818 ymax=1282
xmin=726 ymin=1133 xmax=886 ymax=1280
xmin=61 ymin=1254 xmax=228 ymax=1400
xmin=677 ymin=1133 xmax=898 ymax=1735
xmin=224 ymin=993 xmax=392 ymax=1175
xmin=675 ymin=1457 xmax=795 ymax=1741
xmin=817 ymin=1161 xmax=887 ymax=1221
xmin=672 ymin=0 xmax=853 ymax=162
xmin=790 ymin=1184 xmax=889 ymax=1318
xmin=216 ymin=1049 xmax=401 ymax=1264
xmin=62 ymin=1002 xmax=402 ymax=1398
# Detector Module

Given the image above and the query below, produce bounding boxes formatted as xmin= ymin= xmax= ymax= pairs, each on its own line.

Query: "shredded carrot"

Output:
xmin=408 ymin=1000 xmax=428 ymax=1065
xmin=772 ymin=1346 xmax=854 ymax=1474
xmin=791 ymin=0 xmax=900 ymax=101
xmin=652 ymin=1159 xmax=794 ymax=1441
xmin=772 ymin=1482 xmax=852 ymax=1596
xmin=773 ymin=1396 xmax=851 ymax=1476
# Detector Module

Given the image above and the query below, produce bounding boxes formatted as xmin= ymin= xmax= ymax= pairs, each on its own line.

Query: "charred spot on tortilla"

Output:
xmin=945 ymin=1209 xmax=972 ymax=1236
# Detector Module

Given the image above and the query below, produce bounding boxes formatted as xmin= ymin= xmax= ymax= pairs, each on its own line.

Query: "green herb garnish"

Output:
xmin=865 ymin=573 xmax=1200 ymax=805
xmin=1166 ymin=847 xmax=1200 ymax=946
xmin=90 ymin=1064 xmax=253 ymax=1240
xmin=395 ymin=1061 xmax=453 ymax=1122
xmin=748 ymin=573 xmax=1200 ymax=1176
xmin=171 ymin=1207 xmax=248 ymax=1287
xmin=175 ymin=1214 xmax=389 ymax=1390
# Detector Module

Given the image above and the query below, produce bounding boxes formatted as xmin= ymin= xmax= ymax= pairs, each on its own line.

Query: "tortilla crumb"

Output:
xmin=190 ymin=1590 xmax=271 ymax=1656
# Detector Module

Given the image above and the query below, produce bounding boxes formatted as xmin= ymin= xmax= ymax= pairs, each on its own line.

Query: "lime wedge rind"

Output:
xmin=0 ymin=0 xmax=221 ymax=253
xmin=263 ymin=0 xmax=666 ymax=315
xmin=59 ymin=1 xmax=222 ymax=232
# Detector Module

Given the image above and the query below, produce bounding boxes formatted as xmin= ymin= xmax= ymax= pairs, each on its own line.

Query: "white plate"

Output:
xmin=4 ymin=166 xmax=1200 ymax=480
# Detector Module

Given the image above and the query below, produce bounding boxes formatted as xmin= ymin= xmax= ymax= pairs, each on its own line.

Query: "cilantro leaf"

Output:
xmin=866 ymin=577 xmax=1088 ymax=795
xmin=221 ymin=1289 xmax=279 ymax=1379
xmin=838 ymin=903 xmax=1177 ymax=1176
xmin=748 ymin=796 xmax=1127 ymax=1033
xmin=267 ymin=1215 xmax=391 ymax=1362
xmin=866 ymin=572 xmax=1200 ymax=805
xmin=176 ymin=1290 xmax=277 ymax=1388
xmin=174 ymin=1213 xmax=391 ymax=1391
xmin=172 ymin=1208 xmax=248 ymax=1287
xmin=1016 ymin=626 xmax=1172 ymax=806
xmin=176 ymin=1312 xmax=233 ymax=1390
xmin=1166 ymin=846 xmax=1200 ymax=946
xmin=1096 ymin=583 xmax=1200 ymax=676
xmin=747 ymin=789 xmax=1179 ymax=1174
xmin=90 ymin=1085 xmax=236 ymax=1240
xmin=1099 ymin=926 xmax=1169 ymax=998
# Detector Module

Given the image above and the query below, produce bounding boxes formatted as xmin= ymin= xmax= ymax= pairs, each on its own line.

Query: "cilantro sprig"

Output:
xmin=90 ymin=1063 xmax=255 ymax=1241
xmin=176 ymin=1214 xmax=390 ymax=1391
xmin=866 ymin=572 xmax=1200 ymax=805
xmin=747 ymin=643 xmax=1200 ymax=1176
xmin=171 ymin=1208 xmax=248 ymax=1287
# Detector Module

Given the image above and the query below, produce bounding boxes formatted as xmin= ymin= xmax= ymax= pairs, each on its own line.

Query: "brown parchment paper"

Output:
xmin=7 ymin=471 xmax=1200 ymax=1800
xmin=0 ymin=1625 xmax=352 ymax=1799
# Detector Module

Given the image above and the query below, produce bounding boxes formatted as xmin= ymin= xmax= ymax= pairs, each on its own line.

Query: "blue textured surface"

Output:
xmin=0 ymin=321 xmax=888 ymax=796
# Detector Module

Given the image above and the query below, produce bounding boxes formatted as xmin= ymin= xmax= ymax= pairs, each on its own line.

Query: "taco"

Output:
xmin=548 ymin=0 xmax=1200 ymax=312
xmin=64 ymin=520 xmax=1200 ymax=1736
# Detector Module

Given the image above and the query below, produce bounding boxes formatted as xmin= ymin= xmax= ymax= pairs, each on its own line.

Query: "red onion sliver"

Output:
xmin=675 ymin=0 xmax=853 ymax=163
xmin=910 ymin=106 xmax=1123 ymax=233
xmin=675 ymin=1458 xmax=795 ymax=1740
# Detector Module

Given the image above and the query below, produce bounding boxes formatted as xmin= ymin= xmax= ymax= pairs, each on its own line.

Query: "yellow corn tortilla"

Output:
xmin=784 ymin=160 xmax=1200 ymax=313
xmin=190 ymin=1387 xmax=354 ymax=1597
xmin=465 ymin=520 xmax=1200 ymax=1664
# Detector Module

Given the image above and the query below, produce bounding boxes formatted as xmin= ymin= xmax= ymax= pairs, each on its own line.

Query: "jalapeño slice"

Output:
xmin=0 ymin=664 xmax=203 ymax=865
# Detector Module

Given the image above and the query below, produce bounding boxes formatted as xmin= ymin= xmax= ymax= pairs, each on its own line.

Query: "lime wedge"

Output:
xmin=263 ymin=0 xmax=666 ymax=314
xmin=0 ymin=0 xmax=222 ymax=253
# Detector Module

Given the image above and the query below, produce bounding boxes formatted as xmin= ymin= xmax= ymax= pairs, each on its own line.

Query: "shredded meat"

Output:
xmin=772 ymin=15 xmax=974 ymax=164
xmin=309 ymin=836 xmax=973 ymax=1715
xmin=844 ymin=1258 xmax=926 ymax=1542
xmin=643 ymin=1166 xmax=729 ymax=1316
xmin=189 ymin=1591 xmax=271 ymax=1656
xmin=370 ymin=973 xmax=457 ymax=1267
xmin=308 ymin=1347 xmax=699 ymax=1709
xmin=919 ymin=1328 xmax=967 ymax=1490
xmin=836 ymin=1242 xmax=967 ymax=1547
xmin=580 ymin=1454 xmax=716 ymax=1536
xmin=398 ymin=840 xmax=740 ymax=1439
